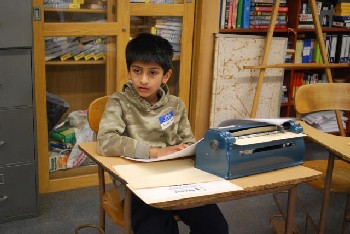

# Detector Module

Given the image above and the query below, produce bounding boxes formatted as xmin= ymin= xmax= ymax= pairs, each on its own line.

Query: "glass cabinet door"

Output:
xmin=33 ymin=0 xmax=129 ymax=193
xmin=33 ymin=0 xmax=194 ymax=193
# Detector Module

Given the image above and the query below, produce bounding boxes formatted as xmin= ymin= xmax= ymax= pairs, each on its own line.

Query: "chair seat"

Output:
xmin=102 ymin=189 xmax=125 ymax=227
xmin=304 ymin=160 xmax=350 ymax=193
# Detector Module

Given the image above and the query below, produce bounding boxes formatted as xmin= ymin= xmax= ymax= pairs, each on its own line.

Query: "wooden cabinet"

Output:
xmin=33 ymin=0 xmax=195 ymax=193
xmin=0 ymin=0 xmax=38 ymax=222
xmin=191 ymin=0 xmax=350 ymax=139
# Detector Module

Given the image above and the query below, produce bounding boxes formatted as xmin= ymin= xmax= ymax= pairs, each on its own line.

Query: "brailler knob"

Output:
xmin=209 ymin=140 xmax=219 ymax=151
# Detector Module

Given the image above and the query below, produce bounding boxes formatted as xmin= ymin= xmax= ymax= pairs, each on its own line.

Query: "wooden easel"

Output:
xmin=246 ymin=0 xmax=348 ymax=137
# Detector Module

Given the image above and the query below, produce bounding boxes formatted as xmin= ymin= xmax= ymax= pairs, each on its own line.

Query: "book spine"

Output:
xmin=231 ymin=0 xmax=239 ymax=29
xmin=242 ymin=0 xmax=251 ymax=28
xmin=302 ymin=38 xmax=312 ymax=63
xmin=250 ymin=6 xmax=288 ymax=12
xmin=249 ymin=24 xmax=287 ymax=29
xmin=225 ymin=0 xmax=232 ymax=28
xmin=329 ymin=35 xmax=338 ymax=63
xmin=220 ymin=0 xmax=227 ymax=29
xmin=236 ymin=0 xmax=244 ymax=28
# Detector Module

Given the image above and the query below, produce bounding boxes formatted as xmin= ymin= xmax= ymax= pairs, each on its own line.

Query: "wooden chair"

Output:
xmin=86 ymin=96 xmax=128 ymax=233
xmin=294 ymin=83 xmax=350 ymax=233
xmin=84 ymin=96 xmax=180 ymax=233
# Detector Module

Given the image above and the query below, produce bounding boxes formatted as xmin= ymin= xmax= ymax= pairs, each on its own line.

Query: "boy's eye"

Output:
xmin=133 ymin=68 xmax=141 ymax=74
xmin=149 ymin=70 xmax=158 ymax=76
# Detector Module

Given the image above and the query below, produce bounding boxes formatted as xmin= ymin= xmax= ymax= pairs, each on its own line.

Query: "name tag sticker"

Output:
xmin=159 ymin=111 xmax=174 ymax=130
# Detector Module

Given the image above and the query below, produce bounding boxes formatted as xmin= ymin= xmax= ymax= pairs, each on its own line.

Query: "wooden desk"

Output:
xmin=299 ymin=121 xmax=350 ymax=234
xmin=79 ymin=141 xmax=321 ymax=234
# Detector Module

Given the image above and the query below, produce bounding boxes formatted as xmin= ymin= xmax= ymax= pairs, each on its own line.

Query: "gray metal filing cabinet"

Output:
xmin=0 ymin=0 xmax=38 ymax=222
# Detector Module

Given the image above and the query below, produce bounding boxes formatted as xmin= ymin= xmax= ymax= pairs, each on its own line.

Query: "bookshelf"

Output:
xmin=191 ymin=0 xmax=350 ymax=139
xmin=33 ymin=0 xmax=195 ymax=193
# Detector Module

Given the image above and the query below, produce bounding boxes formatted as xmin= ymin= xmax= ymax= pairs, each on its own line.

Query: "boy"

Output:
xmin=97 ymin=33 xmax=228 ymax=234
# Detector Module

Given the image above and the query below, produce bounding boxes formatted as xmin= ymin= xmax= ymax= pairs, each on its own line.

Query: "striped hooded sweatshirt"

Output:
xmin=97 ymin=80 xmax=195 ymax=159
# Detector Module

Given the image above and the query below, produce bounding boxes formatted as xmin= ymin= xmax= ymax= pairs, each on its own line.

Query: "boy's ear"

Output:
xmin=162 ymin=69 xmax=172 ymax=84
xmin=127 ymin=71 xmax=131 ymax=80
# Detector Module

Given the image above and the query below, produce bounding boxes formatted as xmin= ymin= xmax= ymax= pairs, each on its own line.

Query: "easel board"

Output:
xmin=210 ymin=34 xmax=288 ymax=128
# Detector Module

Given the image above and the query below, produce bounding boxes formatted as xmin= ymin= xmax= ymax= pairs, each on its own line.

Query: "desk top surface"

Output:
xmin=79 ymin=141 xmax=321 ymax=209
xmin=298 ymin=121 xmax=350 ymax=163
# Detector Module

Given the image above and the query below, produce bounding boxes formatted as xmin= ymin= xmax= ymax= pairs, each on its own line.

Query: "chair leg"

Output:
xmin=98 ymin=166 xmax=106 ymax=231
xmin=124 ymin=188 xmax=132 ymax=234
xmin=318 ymin=153 xmax=335 ymax=234
xmin=342 ymin=194 xmax=350 ymax=234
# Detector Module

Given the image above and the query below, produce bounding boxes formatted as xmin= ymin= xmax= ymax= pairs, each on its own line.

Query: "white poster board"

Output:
xmin=210 ymin=34 xmax=288 ymax=128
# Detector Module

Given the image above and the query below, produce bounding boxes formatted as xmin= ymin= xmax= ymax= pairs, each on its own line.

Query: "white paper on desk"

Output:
xmin=113 ymin=159 xmax=222 ymax=189
xmin=121 ymin=139 xmax=203 ymax=162
xmin=130 ymin=180 xmax=243 ymax=204
xmin=242 ymin=118 xmax=295 ymax=125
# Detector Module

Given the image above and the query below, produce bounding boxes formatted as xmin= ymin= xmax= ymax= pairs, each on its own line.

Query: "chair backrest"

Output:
xmin=294 ymin=83 xmax=350 ymax=135
xmin=87 ymin=96 xmax=109 ymax=133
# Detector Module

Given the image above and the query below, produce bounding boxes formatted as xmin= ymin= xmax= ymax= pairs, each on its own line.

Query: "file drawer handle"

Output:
xmin=0 ymin=195 xmax=8 ymax=202
xmin=0 ymin=141 xmax=4 ymax=146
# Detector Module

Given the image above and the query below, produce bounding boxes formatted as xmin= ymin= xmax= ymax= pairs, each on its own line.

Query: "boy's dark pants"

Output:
xmin=132 ymin=194 xmax=229 ymax=234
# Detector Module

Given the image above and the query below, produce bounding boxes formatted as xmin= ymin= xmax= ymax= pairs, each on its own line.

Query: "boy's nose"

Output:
xmin=140 ymin=74 xmax=149 ymax=84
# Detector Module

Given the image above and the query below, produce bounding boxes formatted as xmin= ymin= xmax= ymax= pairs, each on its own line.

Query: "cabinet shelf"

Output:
xmin=298 ymin=27 xmax=350 ymax=33
xmin=244 ymin=63 xmax=350 ymax=70
xmin=46 ymin=60 xmax=106 ymax=65
xmin=130 ymin=3 xmax=184 ymax=16
xmin=219 ymin=28 xmax=290 ymax=34
xmin=50 ymin=163 xmax=97 ymax=180
xmin=44 ymin=8 xmax=106 ymax=14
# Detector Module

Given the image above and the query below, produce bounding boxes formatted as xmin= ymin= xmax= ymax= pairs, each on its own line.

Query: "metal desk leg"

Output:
xmin=124 ymin=188 xmax=132 ymax=234
xmin=285 ymin=186 xmax=296 ymax=234
xmin=318 ymin=153 xmax=335 ymax=234
xmin=98 ymin=166 xmax=106 ymax=231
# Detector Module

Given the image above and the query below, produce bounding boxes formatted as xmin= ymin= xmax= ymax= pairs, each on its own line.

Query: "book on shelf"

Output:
xmin=81 ymin=3 xmax=106 ymax=9
xmin=250 ymin=6 xmax=288 ymax=12
xmin=44 ymin=0 xmax=84 ymax=3
xmin=312 ymin=39 xmax=322 ymax=63
xmin=250 ymin=19 xmax=287 ymax=25
xmin=60 ymin=47 xmax=83 ymax=61
xmin=325 ymin=34 xmax=331 ymax=60
xmin=250 ymin=2 xmax=286 ymax=6
xmin=332 ymin=20 xmax=350 ymax=27
xmin=344 ymin=36 xmax=350 ymax=63
xmin=250 ymin=14 xmax=287 ymax=20
xmin=220 ymin=0 xmax=227 ymax=29
xmin=251 ymin=0 xmax=286 ymax=3
xmin=335 ymin=34 xmax=349 ymax=63
xmin=225 ymin=0 xmax=232 ymax=29
xmin=329 ymin=35 xmax=338 ymax=63
xmin=231 ymin=0 xmax=239 ymax=29
xmin=249 ymin=25 xmax=287 ymax=29
xmin=301 ymin=38 xmax=314 ymax=63
xmin=295 ymin=39 xmax=303 ymax=63
xmin=295 ymin=33 xmax=350 ymax=65
xmin=149 ymin=0 xmax=184 ymax=3
xmin=236 ymin=0 xmax=243 ymax=28
xmin=45 ymin=37 xmax=106 ymax=61
xmin=334 ymin=2 xmax=350 ymax=15
xmin=219 ymin=0 xmax=290 ymax=30
xmin=242 ymin=0 xmax=251 ymax=28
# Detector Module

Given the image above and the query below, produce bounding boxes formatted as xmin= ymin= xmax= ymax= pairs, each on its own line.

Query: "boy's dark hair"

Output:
xmin=125 ymin=33 xmax=174 ymax=74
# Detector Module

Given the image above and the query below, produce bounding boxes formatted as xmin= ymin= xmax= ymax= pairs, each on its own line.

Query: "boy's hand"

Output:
xmin=149 ymin=144 xmax=190 ymax=158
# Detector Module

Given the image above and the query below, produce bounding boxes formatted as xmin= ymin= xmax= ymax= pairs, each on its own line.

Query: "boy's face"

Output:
xmin=128 ymin=61 xmax=172 ymax=105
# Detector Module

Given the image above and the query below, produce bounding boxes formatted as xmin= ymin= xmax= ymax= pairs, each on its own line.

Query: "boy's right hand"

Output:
xmin=149 ymin=144 xmax=189 ymax=158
